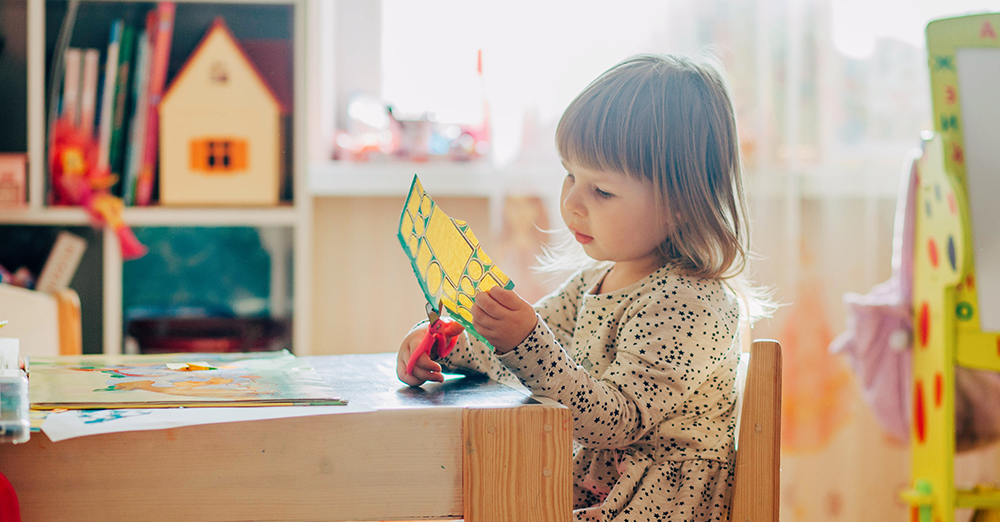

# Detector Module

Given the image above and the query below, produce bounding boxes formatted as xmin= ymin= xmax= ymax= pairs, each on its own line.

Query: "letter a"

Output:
xmin=981 ymin=20 xmax=997 ymax=39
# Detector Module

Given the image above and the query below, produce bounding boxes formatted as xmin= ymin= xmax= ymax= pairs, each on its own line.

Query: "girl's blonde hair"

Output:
xmin=547 ymin=52 xmax=772 ymax=323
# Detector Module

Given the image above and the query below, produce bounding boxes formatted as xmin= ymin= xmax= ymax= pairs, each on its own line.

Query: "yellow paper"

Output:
xmin=397 ymin=175 xmax=514 ymax=347
xmin=165 ymin=362 xmax=218 ymax=371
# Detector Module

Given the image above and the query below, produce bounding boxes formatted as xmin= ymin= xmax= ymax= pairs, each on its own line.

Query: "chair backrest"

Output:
xmin=0 ymin=285 xmax=82 ymax=357
xmin=53 ymin=288 xmax=82 ymax=355
xmin=729 ymin=339 xmax=782 ymax=522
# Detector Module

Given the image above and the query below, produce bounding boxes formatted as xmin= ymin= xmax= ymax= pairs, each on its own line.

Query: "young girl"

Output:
xmin=398 ymin=53 xmax=769 ymax=522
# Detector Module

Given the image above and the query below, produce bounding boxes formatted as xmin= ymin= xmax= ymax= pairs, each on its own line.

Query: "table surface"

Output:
xmin=304 ymin=352 xmax=538 ymax=410
xmin=0 ymin=352 xmax=570 ymax=522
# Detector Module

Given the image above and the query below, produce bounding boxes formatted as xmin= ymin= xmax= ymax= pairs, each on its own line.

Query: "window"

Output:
xmin=316 ymin=0 xmax=1000 ymax=195
xmin=190 ymin=138 xmax=247 ymax=174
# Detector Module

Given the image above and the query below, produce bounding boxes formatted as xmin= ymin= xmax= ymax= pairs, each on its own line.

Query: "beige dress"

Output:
xmin=439 ymin=264 xmax=740 ymax=522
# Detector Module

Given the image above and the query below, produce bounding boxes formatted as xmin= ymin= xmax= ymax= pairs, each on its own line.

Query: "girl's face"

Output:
xmin=560 ymin=159 xmax=671 ymax=279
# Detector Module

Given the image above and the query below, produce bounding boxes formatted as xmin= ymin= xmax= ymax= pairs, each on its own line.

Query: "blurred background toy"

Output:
xmin=49 ymin=118 xmax=146 ymax=260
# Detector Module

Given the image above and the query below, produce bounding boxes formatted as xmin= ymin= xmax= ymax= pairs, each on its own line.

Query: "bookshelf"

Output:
xmin=0 ymin=0 xmax=311 ymax=355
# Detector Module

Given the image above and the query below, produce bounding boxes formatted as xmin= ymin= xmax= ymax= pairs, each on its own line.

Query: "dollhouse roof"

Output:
xmin=161 ymin=18 xmax=289 ymax=115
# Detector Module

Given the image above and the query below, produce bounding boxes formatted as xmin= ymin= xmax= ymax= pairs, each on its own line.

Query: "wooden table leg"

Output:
xmin=463 ymin=405 xmax=572 ymax=522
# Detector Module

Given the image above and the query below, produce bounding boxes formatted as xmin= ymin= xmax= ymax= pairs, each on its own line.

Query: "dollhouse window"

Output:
xmin=190 ymin=138 xmax=247 ymax=174
xmin=210 ymin=62 xmax=228 ymax=84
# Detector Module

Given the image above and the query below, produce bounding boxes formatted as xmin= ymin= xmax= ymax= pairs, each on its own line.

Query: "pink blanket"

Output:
xmin=830 ymin=146 xmax=1000 ymax=452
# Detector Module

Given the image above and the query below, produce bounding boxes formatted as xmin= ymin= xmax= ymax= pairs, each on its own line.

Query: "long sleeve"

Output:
xmin=435 ymin=269 xmax=594 ymax=386
xmin=497 ymin=269 xmax=740 ymax=453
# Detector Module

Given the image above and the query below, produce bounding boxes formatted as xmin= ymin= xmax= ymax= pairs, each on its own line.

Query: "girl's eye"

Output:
xmin=595 ymin=187 xmax=615 ymax=199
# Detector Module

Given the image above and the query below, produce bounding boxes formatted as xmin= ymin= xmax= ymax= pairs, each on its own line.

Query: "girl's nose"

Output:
xmin=562 ymin=183 xmax=586 ymax=217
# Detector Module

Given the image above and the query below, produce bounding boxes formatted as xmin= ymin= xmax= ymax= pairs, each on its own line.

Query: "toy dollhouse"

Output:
xmin=159 ymin=18 xmax=287 ymax=206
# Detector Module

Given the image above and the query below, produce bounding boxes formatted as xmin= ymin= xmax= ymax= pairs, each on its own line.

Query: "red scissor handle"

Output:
xmin=405 ymin=317 xmax=465 ymax=376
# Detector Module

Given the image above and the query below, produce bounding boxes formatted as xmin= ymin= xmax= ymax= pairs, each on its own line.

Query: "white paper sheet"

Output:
xmin=41 ymin=403 xmax=373 ymax=442
xmin=957 ymin=47 xmax=1000 ymax=331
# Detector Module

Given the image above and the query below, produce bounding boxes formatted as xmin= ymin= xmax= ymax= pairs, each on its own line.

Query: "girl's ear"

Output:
xmin=659 ymin=212 xmax=677 ymax=239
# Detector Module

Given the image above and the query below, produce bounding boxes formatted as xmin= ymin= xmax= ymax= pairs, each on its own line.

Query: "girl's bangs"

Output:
xmin=556 ymin=78 xmax=653 ymax=181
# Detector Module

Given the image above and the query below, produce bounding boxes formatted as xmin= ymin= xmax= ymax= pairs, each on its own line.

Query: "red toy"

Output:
xmin=0 ymin=470 xmax=21 ymax=522
xmin=49 ymin=119 xmax=147 ymax=260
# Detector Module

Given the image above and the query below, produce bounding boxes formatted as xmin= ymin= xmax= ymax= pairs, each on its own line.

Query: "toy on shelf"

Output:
xmin=333 ymin=50 xmax=491 ymax=163
xmin=0 ymin=264 xmax=35 ymax=290
xmin=159 ymin=18 xmax=287 ymax=206
xmin=49 ymin=118 xmax=146 ymax=260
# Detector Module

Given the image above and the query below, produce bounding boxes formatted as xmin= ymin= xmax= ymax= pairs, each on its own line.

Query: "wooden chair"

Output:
xmin=729 ymin=339 xmax=783 ymax=522
xmin=0 ymin=285 xmax=82 ymax=356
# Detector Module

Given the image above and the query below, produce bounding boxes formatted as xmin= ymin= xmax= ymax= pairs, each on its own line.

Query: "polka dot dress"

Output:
xmin=438 ymin=265 xmax=741 ymax=522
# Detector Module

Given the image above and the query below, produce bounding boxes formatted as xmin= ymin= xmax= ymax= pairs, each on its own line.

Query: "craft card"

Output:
xmin=397 ymin=175 xmax=514 ymax=347
xmin=29 ymin=350 xmax=344 ymax=409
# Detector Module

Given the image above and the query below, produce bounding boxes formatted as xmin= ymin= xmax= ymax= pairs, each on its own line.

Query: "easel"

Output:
xmin=901 ymin=12 xmax=1000 ymax=522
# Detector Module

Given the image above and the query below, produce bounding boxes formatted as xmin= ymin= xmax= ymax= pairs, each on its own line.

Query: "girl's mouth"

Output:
xmin=573 ymin=231 xmax=593 ymax=244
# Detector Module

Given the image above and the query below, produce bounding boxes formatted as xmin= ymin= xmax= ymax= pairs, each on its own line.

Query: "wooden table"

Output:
xmin=0 ymin=353 xmax=572 ymax=521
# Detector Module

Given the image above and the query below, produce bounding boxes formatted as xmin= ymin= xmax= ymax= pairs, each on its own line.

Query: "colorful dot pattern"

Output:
xmin=397 ymin=175 xmax=514 ymax=347
xmin=910 ymin=133 xmax=964 ymax=522
xmin=909 ymin=14 xmax=1000 ymax=521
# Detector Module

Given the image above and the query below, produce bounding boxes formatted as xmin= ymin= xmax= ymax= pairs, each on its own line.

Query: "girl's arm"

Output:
xmin=497 ymin=282 xmax=740 ymax=449
xmin=432 ymin=270 xmax=592 ymax=384
xmin=530 ymin=270 xmax=591 ymax=348
xmin=395 ymin=318 xmax=518 ymax=386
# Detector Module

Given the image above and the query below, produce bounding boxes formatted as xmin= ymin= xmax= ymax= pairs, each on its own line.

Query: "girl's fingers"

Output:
xmin=415 ymin=352 xmax=442 ymax=373
xmin=397 ymin=352 xmax=443 ymax=386
xmin=398 ymin=370 xmax=424 ymax=387
xmin=413 ymin=368 xmax=444 ymax=384
xmin=471 ymin=302 xmax=501 ymax=331
xmin=397 ymin=328 xmax=441 ymax=386
xmin=473 ymin=292 xmax=502 ymax=319
xmin=488 ymin=286 xmax=524 ymax=309
xmin=411 ymin=353 xmax=444 ymax=382
xmin=397 ymin=349 xmax=421 ymax=385
xmin=397 ymin=359 xmax=424 ymax=386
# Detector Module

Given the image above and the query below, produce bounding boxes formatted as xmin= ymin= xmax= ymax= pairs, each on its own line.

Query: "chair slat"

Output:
xmin=730 ymin=339 xmax=782 ymax=522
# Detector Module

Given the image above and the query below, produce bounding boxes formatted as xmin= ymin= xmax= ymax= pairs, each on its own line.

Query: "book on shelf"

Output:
xmin=123 ymin=28 xmax=152 ymax=206
xmin=79 ymin=48 xmax=99 ymax=139
xmin=97 ymin=20 xmax=124 ymax=173
xmin=61 ymin=48 xmax=82 ymax=126
xmin=135 ymin=1 xmax=176 ymax=206
xmin=109 ymin=24 xmax=136 ymax=197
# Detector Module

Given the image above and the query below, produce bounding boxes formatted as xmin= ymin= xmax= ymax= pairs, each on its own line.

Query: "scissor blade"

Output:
xmin=425 ymin=301 xmax=440 ymax=323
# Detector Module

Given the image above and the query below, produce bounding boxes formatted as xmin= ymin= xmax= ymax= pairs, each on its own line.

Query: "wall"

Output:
xmin=311 ymin=195 xmax=493 ymax=355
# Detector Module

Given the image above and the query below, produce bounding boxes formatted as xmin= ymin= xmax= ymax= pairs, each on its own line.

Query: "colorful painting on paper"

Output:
xmin=398 ymin=175 xmax=514 ymax=347
xmin=29 ymin=351 xmax=344 ymax=409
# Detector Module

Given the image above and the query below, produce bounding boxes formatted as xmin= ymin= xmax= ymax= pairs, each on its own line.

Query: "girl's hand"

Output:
xmin=397 ymin=325 xmax=445 ymax=386
xmin=472 ymin=287 xmax=537 ymax=354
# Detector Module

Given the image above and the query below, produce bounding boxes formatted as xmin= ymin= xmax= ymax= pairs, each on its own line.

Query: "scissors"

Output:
xmin=405 ymin=300 xmax=465 ymax=376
